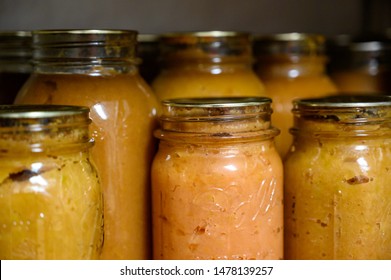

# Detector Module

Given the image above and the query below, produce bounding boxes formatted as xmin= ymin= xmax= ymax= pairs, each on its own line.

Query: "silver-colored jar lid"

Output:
xmin=293 ymin=95 xmax=391 ymax=124
xmin=32 ymin=29 xmax=138 ymax=62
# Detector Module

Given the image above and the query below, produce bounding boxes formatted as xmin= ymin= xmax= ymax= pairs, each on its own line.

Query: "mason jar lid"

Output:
xmin=0 ymin=31 xmax=32 ymax=72
xmin=0 ymin=31 xmax=32 ymax=58
xmin=160 ymin=97 xmax=274 ymax=126
xmin=253 ymin=32 xmax=325 ymax=56
xmin=162 ymin=97 xmax=271 ymax=108
xmin=159 ymin=31 xmax=252 ymax=61
xmin=161 ymin=97 xmax=272 ymax=119
xmin=0 ymin=105 xmax=90 ymax=127
xmin=292 ymin=95 xmax=391 ymax=125
xmin=32 ymin=29 xmax=138 ymax=62
xmin=293 ymin=95 xmax=391 ymax=108
xmin=161 ymin=31 xmax=249 ymax=42
xmin=138 ymin=33 xmax=160 ymax=43
xmin=0 ymin=105 xmax=92 ymax=152
xmin=157 ymin=97 xmax=278 ymax=140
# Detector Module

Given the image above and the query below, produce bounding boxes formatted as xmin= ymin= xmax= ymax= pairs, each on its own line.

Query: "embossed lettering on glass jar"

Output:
xmin=152 ymin=97 xmax=283 ymax=260
xmin=0 ymin=105 xmax=103 ymax=259
xmin=253 ymin=33 xmax=338 ymax=159
xmin=284 ymin=95 xmax=391 ymax=259
xmin=151 ymin=31 xmax=266 ymax=100
xmin=14 ymin=30 xmax=158 ymax=260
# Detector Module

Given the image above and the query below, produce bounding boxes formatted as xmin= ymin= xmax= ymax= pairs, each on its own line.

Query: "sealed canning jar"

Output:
xmin=151 ymin=31 xmax=266 ymax=100
xmin=253 ymin=33 xmax=338 ymax=159
xmin=0 ymin=31 xmax=32 ymax=104
xmin=14 ymin=30 xmax=159 ymax=260
xmin=152 ymin=97 xmax=283 ymax=260
xmin=284 ymin=95 xmax=391 ymax=259
xmin=0 ymin=105 xmax=103 ymax=259
xmin=327 ymin=38 xmax=391 ymax=94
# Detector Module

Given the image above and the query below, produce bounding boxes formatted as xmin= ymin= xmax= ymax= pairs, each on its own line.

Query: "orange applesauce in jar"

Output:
xmin=14 ymin=30 xmax=159 ymax=260
xmin=152 ymin=97 xmax=283 ymax=260
xmin=253 ymin=33 xmax=338 ymax=159
xmin=0 ymin=105 xmax=103 ymax=259
xmin=284 ymin=95 xmax=391 ymax=259
xmin=151 ymin=31 xmax=266 ymax=100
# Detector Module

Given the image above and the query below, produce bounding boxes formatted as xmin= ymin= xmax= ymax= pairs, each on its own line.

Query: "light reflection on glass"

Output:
xmin=224 ymin=164 xmax=237 ymax=171
xmin=31 ymin=162 xmax=43 ymax=173
xmin=93 ymin=104 xmax=108 ymax=120
xmin=288 ymin=69 xmax=299 ymax=78
xmin=211 ymin=68 xmax=222 ymax=74
xmin=29 ymin=175 xmax=48 ymax=187
xmin=357 ymin=157 xmax=369 ymax=172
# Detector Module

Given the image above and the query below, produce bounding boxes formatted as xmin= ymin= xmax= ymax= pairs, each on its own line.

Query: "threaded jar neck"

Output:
xmin=156 ymin=97 xmax=279 ymax=142
xmin=253 ymin=32 xmax=326 ymax=57
xmin=0 ymin=31 xmax=32 ymax=73
xmin=158 ymin=31 xmax=254 ymax=66
xmin=0 ymin=105 xmax=92 ymax=153
xmin=291 ymin=95 xmax=391 ymax=137
xmin=32 ymin=29 xmax=139 ymax=75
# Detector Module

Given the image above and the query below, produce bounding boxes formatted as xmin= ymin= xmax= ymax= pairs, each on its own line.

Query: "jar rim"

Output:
xmin=253 ymin=32 xmax=325 ymax=56
xmin=160 ymin=31 xmax=249 ymax=39
xmin=293 ymin=95 xmax=391 ymax=108
xmin=162 ymin=97 xmax=272 ymax=108
xmin=253 ymin=32 xmax=324 ymax=43
xmin=32 ymin=29 xmax=138 ymax=36
xmin=0 ymin=105 xmax=90 ymax=119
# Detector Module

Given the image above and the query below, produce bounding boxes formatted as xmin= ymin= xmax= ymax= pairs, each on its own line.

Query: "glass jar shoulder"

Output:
xmin=263 ymin=74 xmax=338 ymax=97
xmin=16 ymin=72 xmax=156 ymax=105
xmin=151 ymin=68 xmax=266 ymax=100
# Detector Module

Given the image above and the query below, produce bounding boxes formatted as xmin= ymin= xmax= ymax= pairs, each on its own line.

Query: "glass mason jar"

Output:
xmin=327 ymin=38 xmax=391 ymax=94
xmin=14 ymin=30 xmax=159 ymax=260
xmin=0 ymin=31 xmax=32 ymax=104
xmin=151 ymin=31 xmax=266 ymax=100
xmin=284 ymin=95 xmax=391 ymax=259
xmin=0 ymin=105 xmax=103 ymax=259
xmin=253 ymin=33 xmax=338 ymax=159
xmin=152 ymin=97 xmax=283 ymax=260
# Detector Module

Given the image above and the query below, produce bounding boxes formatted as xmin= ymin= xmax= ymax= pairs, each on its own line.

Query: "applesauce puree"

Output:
xmin=284 ymin=95 xmax=391 ymax=259
xmin=15 ymin=73 xmax=158 ymax=259
xmin=152 ymin=97 xmax=283 ymax=259
xmin=0 ymin=105 xmax=103 ymax=259
xmin=152 ymin=31 xmax=266 ymax=100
